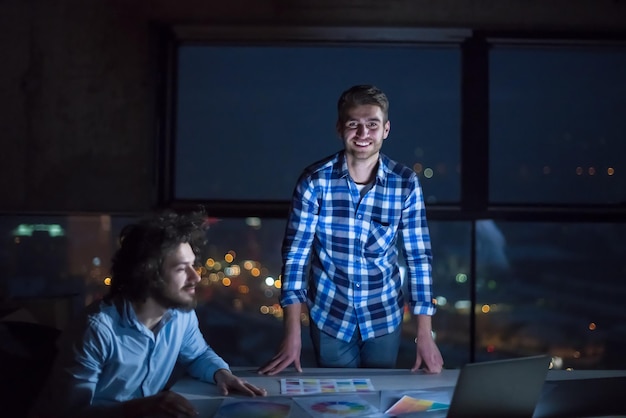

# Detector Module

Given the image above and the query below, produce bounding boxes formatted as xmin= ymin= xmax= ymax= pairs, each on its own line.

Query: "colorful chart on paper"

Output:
xmin=214 ymin=399 xmax=291 ymax=418
xmin=385 ymin=395 xmax=449 ymax=414
xmin=312 ymin=400 xmax=369 ymax=414
xmin=280 ymin=378 xmax=375 ymax=395
xmin=294 ymin=395 xmax=380 ymax=417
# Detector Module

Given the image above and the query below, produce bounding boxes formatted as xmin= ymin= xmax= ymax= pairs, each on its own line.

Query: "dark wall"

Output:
xmin=1 ymin=0 xmax=625 ymax=212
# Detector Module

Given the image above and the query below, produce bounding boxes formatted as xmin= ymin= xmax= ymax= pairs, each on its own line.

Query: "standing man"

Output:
xmin=259 ymin=85 xmax=443 ymax=375
xmin=31 ymin=211 xmax=266 ymax=418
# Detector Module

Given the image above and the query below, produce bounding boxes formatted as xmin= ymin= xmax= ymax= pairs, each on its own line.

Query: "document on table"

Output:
xmin=381 ymin=388 xmax=452 ymax=415
xmin=293 ymin=394 xmax=382 ymax=418
xmin=214 ymin=397 xmax=293 ymax=418
xmin=280 ymin=378 xmax=376 ymax=395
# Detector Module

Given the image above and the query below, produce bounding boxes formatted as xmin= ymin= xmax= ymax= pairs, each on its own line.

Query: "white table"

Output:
xmin=170 ymin=367 xmax=626 ymax=417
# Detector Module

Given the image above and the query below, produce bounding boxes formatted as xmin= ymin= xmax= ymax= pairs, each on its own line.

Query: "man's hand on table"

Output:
xmin=214 ymin=369 xmax=268 ymax=397
xmin=257 ymin=334 xmax=303 ymax=376
xmin=412 ymin=336 xmax=444 ymax=374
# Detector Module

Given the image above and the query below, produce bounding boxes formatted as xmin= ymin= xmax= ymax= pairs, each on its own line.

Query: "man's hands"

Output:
xmin=214 ymin=369 xmax=267 ymax=397
xmin=257 ymin=303 xmax=304 ymax=376
xmin=412 ymin=335 xmax=444 ymax=373
xmin=256 ymin=334 xmax=303 ymax=376
xmin=121 ymin=371 xmax=266 ymax=418
xmin=411 ymin=315 xmax=444 ymax=374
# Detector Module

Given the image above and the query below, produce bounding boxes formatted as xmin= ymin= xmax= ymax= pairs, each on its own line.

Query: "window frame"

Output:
xmin=158 ymin=25 xmax=626 ymax=223
xmin=157 ymin=25 xmax=470 ymax=218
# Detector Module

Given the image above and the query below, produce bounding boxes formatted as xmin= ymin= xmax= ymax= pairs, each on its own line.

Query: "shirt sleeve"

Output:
xmin=30 ymin=317 xmax=115 ymax=418
xmin=401 ymin=175 xmax=437 ymax=316
xmin=177 ymin=310 xmax=230 ymax=383
xmin=279 ymin=175 xmax=319 ymax=307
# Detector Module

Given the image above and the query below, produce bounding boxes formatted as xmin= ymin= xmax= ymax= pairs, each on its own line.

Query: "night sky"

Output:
xmin=175 ymin=45 xmax=460 ymax=203
xmin=175 ymin=44 xmax=625 ymax=205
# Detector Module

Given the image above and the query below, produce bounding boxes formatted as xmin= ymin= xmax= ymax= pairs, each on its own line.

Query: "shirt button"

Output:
xmin=355 ymin=283 xmax=361 ymax=288
xmin=357 ymin=215 xmax=362 ymax=219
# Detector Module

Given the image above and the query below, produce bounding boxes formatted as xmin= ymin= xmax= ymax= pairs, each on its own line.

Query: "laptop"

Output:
xmin=421 ymin=354 xmax=552 ymax=418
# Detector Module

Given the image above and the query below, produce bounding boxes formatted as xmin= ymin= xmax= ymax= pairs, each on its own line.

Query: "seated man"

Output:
xmin=30 ymin=211 xmax=266 ymax=418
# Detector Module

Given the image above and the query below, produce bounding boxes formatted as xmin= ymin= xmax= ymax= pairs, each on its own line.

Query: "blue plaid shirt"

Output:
xmin=280 ymin=151 xmax=436 ymax=342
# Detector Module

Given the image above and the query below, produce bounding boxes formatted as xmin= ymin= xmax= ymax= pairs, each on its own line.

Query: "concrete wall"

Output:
xmin=1 ymin=0 xmax=625 ymax=212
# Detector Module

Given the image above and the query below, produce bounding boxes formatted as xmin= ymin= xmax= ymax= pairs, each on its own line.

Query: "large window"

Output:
xmin=4 ymin=28 xmax=626 ymax=373
xmin=170 ymin=29 xmax=464 ymax=205
xmin=164 ymin=30 xmax=626 ymax=369
xmin=475 ymin=221 xmax=626 ymax=369
xmin=489 ymin=45 xmax=626 ymax=205
xmin=0 ymin=214 xmax=471 ymax=368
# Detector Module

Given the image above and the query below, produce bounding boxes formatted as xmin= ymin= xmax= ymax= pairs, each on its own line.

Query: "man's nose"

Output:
xmin=189 ymin=267 xmax=201 ymax=283
xmin=356 ymin=124 xmax=368 ymax=137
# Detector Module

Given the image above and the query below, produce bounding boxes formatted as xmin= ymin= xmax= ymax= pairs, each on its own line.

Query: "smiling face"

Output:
xmin=337 ymin=104 xmax=390 ymax=164
xmin=151 ymin=242 xmax=201 ymax=311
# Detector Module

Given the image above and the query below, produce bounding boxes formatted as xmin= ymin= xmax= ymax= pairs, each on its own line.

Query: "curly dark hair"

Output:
xmin=108 ymin=210 xmax=208 ymax=302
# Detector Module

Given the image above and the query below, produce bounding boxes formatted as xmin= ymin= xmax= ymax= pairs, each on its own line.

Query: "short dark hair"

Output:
xmin=337 ymin=84 xmax=389 ymax=123
xmin=108 ymin=210 xmax=208 ymax=302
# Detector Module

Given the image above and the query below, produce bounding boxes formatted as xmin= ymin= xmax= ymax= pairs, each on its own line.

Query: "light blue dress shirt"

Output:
xmin=32 ymin=297 xmax=229 ymax=417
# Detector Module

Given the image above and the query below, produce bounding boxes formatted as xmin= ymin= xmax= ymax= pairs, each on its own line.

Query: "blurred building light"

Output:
xmin=454 ymin=300 xmax=471 ymax=310
xmin=225 ymin=266 xmax=240 ymax=276
xmin=13 ymin=223 xmax=65 ymax=237
xmin=455 ymin=273 xmax=468 ymax=283
xmin=246 ymin=217 xmax=261 ymax=228
xmin=550 ymin=357 xmax=563 ymax=369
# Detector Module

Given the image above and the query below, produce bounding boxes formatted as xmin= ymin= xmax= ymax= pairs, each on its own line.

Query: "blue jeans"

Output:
xmin=309 ymin=322 xmax=401 ymax=368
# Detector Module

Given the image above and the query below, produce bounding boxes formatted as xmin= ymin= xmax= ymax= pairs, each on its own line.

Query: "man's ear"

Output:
xmin=383 ymin=120 xmax=391 ymax=139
